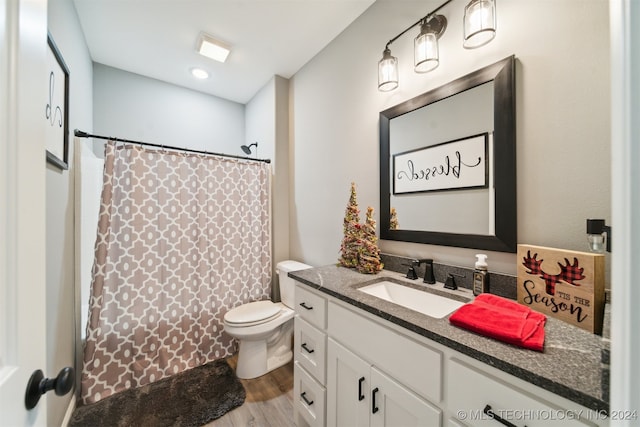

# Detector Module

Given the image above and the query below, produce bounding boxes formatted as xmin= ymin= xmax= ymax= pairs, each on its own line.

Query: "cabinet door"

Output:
xmin=448 ymin=358 xmax=594 ymax=427
xmin=327 ymin=338 xmax=370 ymax=427
xmin=329 ymin=301 xmax=443 ymax=403
xmin=370 ymin=366 xmax=442 ymax=427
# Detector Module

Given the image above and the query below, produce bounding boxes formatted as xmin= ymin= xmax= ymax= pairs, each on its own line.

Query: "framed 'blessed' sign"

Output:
xmin=392 ymin=133 xmax=488 ymax=195
xmin=45 ymin=32 xmax=70 ymax=170
xmin=517 ymin=244 xmax=605 ymax=334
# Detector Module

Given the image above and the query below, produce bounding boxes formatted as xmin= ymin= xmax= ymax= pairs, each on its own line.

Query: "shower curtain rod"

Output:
xmin=74 ymin=129 xmax=271 ymax=164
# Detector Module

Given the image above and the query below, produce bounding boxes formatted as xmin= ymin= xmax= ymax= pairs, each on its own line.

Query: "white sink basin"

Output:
xmin=358 ymin=280 xmax=465 ymax=319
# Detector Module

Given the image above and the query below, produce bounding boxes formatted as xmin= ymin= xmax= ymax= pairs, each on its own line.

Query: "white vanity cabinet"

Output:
xmin=293 ymin=281 xmax=608 ymax=427
xmin=447 ymin=357 xmax=604 ymax=427
xmin=327 ymin=338 xmax=442 ymax=427
xmin=294 ymin=285 xmax=328 ymax=427
xmin=326 ymin=298 xmax=443 ymax=427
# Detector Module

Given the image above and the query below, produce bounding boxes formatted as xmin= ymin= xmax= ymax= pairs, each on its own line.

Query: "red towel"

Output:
xmin=474 ymin=293 xmax=546 ymax=322
xmin=449 ymin=294 xmax=546 ymax=351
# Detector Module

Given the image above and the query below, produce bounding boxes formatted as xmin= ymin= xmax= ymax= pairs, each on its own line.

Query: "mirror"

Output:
xmin=380 ymin=56 xmax=516 ymax=252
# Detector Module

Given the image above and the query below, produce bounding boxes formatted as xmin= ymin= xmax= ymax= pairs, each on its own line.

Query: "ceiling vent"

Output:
xmin=196 ymin=32 xmax=231 ymax=63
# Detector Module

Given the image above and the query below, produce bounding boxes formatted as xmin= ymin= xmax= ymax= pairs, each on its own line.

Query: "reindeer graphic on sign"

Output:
xmin=522 ymin=251 xmax=585 ymax=296
xmin=516 ymin=245 xmax=605 ymax=334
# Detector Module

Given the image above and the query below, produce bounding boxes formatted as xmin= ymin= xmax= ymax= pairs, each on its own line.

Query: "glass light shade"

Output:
xmin=586 ymin=218 xmax=611 ymax=252
xmin=378 ymin=49 xmax=398 ymax=92
xmin=414 ymin=30 xmax=439 ymax=73
xmin=587 ymin=233 xmax=606 ymax=253
xmin=463 ymin=0 xmax=496 ymax=49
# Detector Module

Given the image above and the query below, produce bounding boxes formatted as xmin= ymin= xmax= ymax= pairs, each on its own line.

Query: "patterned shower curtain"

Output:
xmin=81 ymin=141 xmax=271 ymax=404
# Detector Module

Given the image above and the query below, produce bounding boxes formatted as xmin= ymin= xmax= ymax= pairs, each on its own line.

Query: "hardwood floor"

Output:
xmin=206 ymin=354 xmax=295 ymax=427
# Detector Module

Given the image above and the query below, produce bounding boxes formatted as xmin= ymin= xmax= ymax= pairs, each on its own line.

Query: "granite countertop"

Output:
xmin=289 ymin=265 xmax=609 ymax=413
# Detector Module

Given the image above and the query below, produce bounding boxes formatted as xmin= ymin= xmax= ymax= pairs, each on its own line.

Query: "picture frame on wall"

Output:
xmin=45 ymin=32 xmax=70 ymax=170
xmin=392 ymin=133 xmax=489 ymax=195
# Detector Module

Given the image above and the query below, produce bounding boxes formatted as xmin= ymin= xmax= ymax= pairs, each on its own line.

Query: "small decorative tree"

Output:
xmin=338 ymin=182 xmax=361 ymax=268
xmin=389 ymin=207 xmax=399 ymax=230
xmin=357 ymin=206 xmax=383 ymax=274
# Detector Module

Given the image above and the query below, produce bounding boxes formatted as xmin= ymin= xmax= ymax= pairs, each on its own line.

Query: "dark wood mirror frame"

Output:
xmin=379 ymin=55 xmax=516 ymax=253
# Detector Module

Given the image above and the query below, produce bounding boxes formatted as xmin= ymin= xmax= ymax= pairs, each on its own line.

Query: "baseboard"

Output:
xmin=60 ymin=395 xmax=76 ymax=427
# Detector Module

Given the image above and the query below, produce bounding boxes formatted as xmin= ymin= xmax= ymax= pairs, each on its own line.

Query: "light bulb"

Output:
xmin=378 ymin=48 xmax=398 ymax=92
xmin=463 ymin=0 xmax=496 ymax=49
xmin=414 ymin=28 xmax=439 ymax=73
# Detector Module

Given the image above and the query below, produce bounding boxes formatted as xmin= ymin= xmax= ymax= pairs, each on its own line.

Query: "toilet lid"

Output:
xmin=224 ymin=301 xmax=281 ymax=326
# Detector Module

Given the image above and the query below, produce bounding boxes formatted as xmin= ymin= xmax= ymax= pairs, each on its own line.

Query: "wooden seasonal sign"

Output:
xmin=517 ymin=244 xmax=605 ymax=334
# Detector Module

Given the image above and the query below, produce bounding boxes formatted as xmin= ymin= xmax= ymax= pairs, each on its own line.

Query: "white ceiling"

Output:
xmin=73 ymin=0 xmax=376 ymax=104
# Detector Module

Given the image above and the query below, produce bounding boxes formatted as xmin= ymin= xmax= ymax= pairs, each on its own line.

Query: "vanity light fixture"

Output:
xmin=463 ymin=0 xmax=497 ymax=49
xmin=197 ymin=32 xmax=232 ymax=63
xmin=378 ymin=48 xmax=399 ymax=91
xmin=586 ymin=219 xmax=611 ymax=253
xmin=414 ymin=15 xmax=447 ymax=73
xmin=378 ymin=0 xmax=497 ymax=91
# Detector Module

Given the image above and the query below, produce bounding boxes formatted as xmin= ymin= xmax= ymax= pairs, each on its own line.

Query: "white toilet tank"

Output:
xmin=276 ymin=260 xmax=312 ymax=308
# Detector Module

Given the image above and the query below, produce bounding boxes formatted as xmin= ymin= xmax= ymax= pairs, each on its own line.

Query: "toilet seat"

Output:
xmin=224 ymin=300 xmax=282 ymax=327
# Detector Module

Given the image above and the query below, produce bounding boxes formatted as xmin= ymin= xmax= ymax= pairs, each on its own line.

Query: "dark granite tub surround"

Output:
xmin=289 ymin=264 xmax=609 ymax=413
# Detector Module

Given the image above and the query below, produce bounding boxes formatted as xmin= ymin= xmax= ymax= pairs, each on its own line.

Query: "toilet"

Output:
xmin=223 ymin=260 xmax=312 ymax=379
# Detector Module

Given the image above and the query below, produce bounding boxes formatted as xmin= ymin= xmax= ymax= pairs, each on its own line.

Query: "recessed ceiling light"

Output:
xmin=191 ymin=67 xmax=209 ymax=79
xmin=196 ymin=32 xmax=231 ymax=63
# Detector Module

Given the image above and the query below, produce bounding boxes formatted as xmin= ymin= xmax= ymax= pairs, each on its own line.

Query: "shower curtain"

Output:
xmin=81 ymin=141 xmax=271 ymax=404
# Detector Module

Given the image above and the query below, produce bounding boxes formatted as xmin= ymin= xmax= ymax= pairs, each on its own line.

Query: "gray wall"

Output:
xmin=245 ymin=76 xmax=292 ymax=291
xmin=289 ymin=0 xmax=611 ymax=276
xmin=47 ymin=0 xmax=94 ymax=424
xmin=93 ymin=63 xmax=246 ymax=155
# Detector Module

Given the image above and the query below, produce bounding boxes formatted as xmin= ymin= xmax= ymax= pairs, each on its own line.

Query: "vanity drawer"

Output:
xmin=294 ymin=361 xmax=326 ymax=427
xmin=328 ymin=301 xmax=443 ymax=404
xmin=295 ymin=317 xmax=326 ymax=384
xmin=447 ymin=358 xmax=593 ymax=426
xmin=295 ymin=285 xmax=327 ymax=329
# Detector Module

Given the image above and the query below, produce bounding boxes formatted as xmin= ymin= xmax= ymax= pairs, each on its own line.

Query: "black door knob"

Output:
xmin=25 ymin=367 xmax=74 ymax=410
